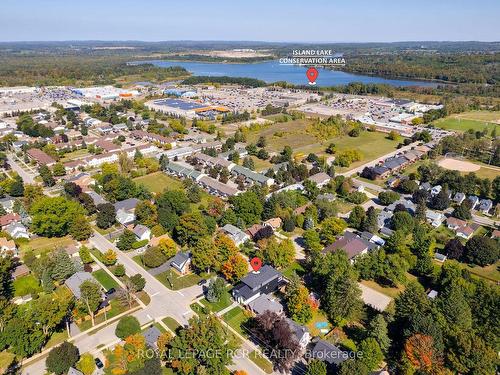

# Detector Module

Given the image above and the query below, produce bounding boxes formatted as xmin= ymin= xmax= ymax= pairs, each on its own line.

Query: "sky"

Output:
xmin=1 ymin=0 xmax=499 ymax=42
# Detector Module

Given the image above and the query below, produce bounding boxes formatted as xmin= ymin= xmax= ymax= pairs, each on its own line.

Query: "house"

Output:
xmin=95 ymin=139 xmax=120 ymax=153
xmin=426 ymin=210 xmax=444 ymax=228
xmin=360 ymin=231 xmax=385 ymax=247
xmin=116 ymin=209 xmax=135 ymax=226
xmin=430 ymin=185 xmax=442 ymax=196
xmin=0 ymin=197 xmax=16 ymax=213
xmin=434 ymin=252 xmax=447 ymax=263
xmin=0 ymin=237 xmax=17 ymax=257
xmin=453 ymin=192 xmax=466 ymax=205
xmin=456 ymin=225 xmax=474 ymax=240
xmin=307 ymin=172 xmax=331 ymax=188
xmin=427 ymin=290 xmax=438 ymax=299
xmin=143 ymin=326 xmax=162 ymax=350
xmin=263 ymin=217 xmax=282 ymax=231
xmin=0 ymin=213 xmax=21 ymax=227
xmin=492 ymin=229 xmax=500 ymax=240
xmin=420 ymin=182 xmax=432 ymax=191
xmin=446 ymin=217 xmax=467 ymax=231
xmin=65 ymin=272 xmax=101 ymax=298
xmin=323 ymin=232 xmax=377 ymax=262
xmin=468 ymin=195 xmax=479 ymax=210
xmin=86 ymin=191 xmax=108 ymax=206
xmin=286 ymin=318 xmax=310 ymax=349
xmin=12 ymin=264 xmax=30 ymax=279
xmin=65 ymin=244 xmax=80 ymax=257
xmin=133 ymin=224 xmax=151 ymax=241
xmin=114 ymin=198 xmax=140 ymax=213
xmin=478 ymin=199 xmax=493 ymax=214
xmin=245 ymin=224 xmax=268 ymax=240
xmin=170 ymin=252 xmax=191 ymax=275
xmin=97 ymin=124 xmax=113 ymax=134
xmin=310 ymin=340 xmax=349 ymax=367
xmin=221 ymin=224 xmax=250 ymax=246
xmin=247 ymin=294 xmax=283 ymax=315
xmin=4 ymin=222 xmax=29 ymax=239
xmin=26 ymin=148 xmax=56 ymax=166
xmin=232 ymin=265 xmax=283 ymax=305
xmin=372 ymin=166 xmax=390 ymax=180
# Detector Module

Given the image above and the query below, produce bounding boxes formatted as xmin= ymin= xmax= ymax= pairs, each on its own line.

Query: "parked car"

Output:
xmin=105 ymin=288 xmax=116 ymax=296
xmin=95 ymin=358 xmax=104 ymax=369
xmin=198 ymin=279 xmax=207 ymax=286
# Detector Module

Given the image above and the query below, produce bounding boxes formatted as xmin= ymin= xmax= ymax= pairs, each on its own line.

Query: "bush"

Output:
xmin=115 ymin=316 xmax=141 ymax=339
xmin=143 ymin=247 xmax=167 ymax=268
xmin=113 ymin=264 xmax=125 ymax=277
xmin=398 ymin=180 xmax=419 ymax=194
xmin=282 ymin=216 xmax=296 ymax=232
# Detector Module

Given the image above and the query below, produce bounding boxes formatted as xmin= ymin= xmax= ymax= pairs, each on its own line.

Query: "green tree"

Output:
xmin=157 ymin=190 xmax=190 ymax=216
xmin=306 ymin=359 xmax=327 ymax=375
xmin=69 ymin=215 xmax=92 ymax=241
xmin=51 ymin=248 xmax=77 ymax=282
xmin=9 ymin=176 xmax=24 ymax=197
xmin=319 ymin=217 xmax=347 ymax=244
xmin=391 ymin=211 xmax=414 ymax=233
xmin=286 ymin=276 xmax=313 ymax=324
xmin=358 ymin=338 xmax=383 ymax=371
xmin=142 ymin=247 xmax=167 ymax=268
xmin=96 ymin=203 xmax=116 ymax=229
xmin=46 ymin=341 xmax=79 ymax=375
xmin=174 ymin=212 xmax=209 ymax=246
xmin=378 ymin=191 xmax=400 ymax=205
xmin=264 ymin=238 xmax=295 ymax=269
xmin=447 ymin=332 xmax=497 ymax=375
xmin=115 ymin=316 xmax=141 ymax=339
xmin=30 ymin=196 xmax=84 ymax=237
xmin=130 ymin=274 xmax=146 ymax=291
xmin=206 ymin=277 xmax=226 ymax=303
xmin=367 ymin=314 xmax=391 ymax=353
xmin=464 ymin=235 xmax=499 ymax=266
xmin=191 ymin=237 xmax=218 ymax=272
xmin=230 ymin=191 xmax=263 ymax=226
xmin=117 ymin=229 xmax=137 ymax=251
xmin=79 ymin=246 xmax=93 ymax=264
xmin=3 ymin=317 xmax=45 ymax=357
xmin=52 ymin=162 xmax=66 ymax=177
xmin=348 ymin=205 xmax=366 ymax=229
xmin=39 ymin=164 xmax=55 ymax=187
xmin=362 ymin=206 xmax=378 ymax=233
xmin=79 ymin=280 xmax=102 ymax=326
xmin=303 ymin=229 xmax=322 ymax=253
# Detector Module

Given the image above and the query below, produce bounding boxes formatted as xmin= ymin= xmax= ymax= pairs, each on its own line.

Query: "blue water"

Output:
xmin=139 ymin=60 xmax=437 ymax=87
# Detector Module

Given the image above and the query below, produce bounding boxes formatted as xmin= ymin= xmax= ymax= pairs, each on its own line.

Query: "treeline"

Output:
xmin=182 ymin=75 xmax=266 ymax=87
xmin=0 ymin=55 xmax=189 ymax=86
xmin=341 ymin=52 xmax=500 ymax=84
xmin=159 ymin=54 xmax=273 ymax=63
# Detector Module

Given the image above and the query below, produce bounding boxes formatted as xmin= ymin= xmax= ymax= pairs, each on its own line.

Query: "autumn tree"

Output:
xmin=285 ymin=276 xmax=313 ymax=324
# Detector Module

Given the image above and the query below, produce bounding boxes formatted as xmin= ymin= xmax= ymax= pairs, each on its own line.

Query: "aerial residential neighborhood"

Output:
xmin=0 ymin=2 xmax=499 ymax=375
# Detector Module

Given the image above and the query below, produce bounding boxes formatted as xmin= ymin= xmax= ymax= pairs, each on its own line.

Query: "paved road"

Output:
xmin=7 ymin=153 xmax=36 ymax=184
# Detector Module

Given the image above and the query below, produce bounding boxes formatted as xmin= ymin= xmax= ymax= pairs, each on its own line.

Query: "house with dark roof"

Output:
xmin=323 ymin=231 xmax=377 ymax=262
xmin=310 ymin=340 xmax=349 ymax=368
xmin=232 ymin=265 xmax=283 ymax=305
xmin=26 ymin=148 xmax=56 ymax=166
xmin=143 ymin=326 xmax=162 ymax=350
xmin=133 ymin=224 xmax=151 ymax=241
xmin=170 ymin=252 xmax=191 ymax=275
xmin=286 ymin=318 xmax=310 ymax=348
xmin=114 ymin=198 xmax=140 ymax=212
xmin=65 ymin=271 xmax=101 ymax=299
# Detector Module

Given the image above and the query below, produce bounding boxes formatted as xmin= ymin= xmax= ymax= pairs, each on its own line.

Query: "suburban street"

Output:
xmin=7 ymin=153 xmax=36 ymax=184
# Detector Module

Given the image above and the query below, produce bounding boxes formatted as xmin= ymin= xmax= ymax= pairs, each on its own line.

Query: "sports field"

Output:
xmin=434 ymin=112 xmax=498 ymax=133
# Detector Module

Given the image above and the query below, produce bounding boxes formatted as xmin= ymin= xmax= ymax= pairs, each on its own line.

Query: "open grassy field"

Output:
xmin=433 ymin=116 xmax=497 ymax=133
xmin=133 ymin=172 xmax=184 ymax=194
xmin=473 ymin=166 xmax=500 ymax=180
xmin=19 ymin=236 xmax=75 ymax=257
xmin=60 ymin=149 xmax=90 ymax=162
xmin=162 ymin=317 xmax=182 ymax=333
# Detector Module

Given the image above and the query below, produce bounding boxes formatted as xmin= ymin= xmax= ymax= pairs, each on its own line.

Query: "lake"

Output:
xmin=138 ymin=60 xmax=437 ymax=87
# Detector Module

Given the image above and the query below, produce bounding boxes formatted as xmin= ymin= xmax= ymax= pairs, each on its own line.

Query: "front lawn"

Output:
xmin=200 ymin=286 xmax=233 ymax=313
xmin=162 ymin=317 xmax=182 ymax=333
xmin=0 ymin=351 xmax=15 ymax=373
xmin=222 ymin=306 xmax=250 ymax=337
xmin=156 ymin=269 xmax=202 ymax=290
xmin=92 ymin=269 xmax=119 ymax=291
xmin=77 ymin=299 xmax=132 ymax=331
xmin=13 ymin=275 xmax=42 ymax=296
xmin=44 ymin=330 xmax=69 ymax=349
xmin=249 ymin=350 xmax=273 ymax=374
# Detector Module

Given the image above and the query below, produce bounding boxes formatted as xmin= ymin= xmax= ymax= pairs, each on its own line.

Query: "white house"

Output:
xmin=133 ymin=224 xmax=151 ymax=241
xmin=4 ymin=222 xmax=29 ymax=239
xmin=116 ymin=209 xmax=135 ymax=226
xmin=426 ymin=210 xmax=444 ymax=228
